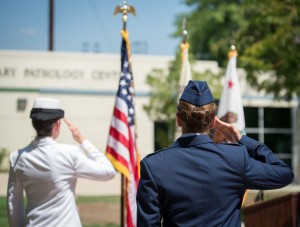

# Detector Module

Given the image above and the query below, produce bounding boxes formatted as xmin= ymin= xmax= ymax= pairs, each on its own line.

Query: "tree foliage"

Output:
xmin=178 ymin=0 xmax=245 ymax=68
xmin=181 ymin=0 xmax=300 ymax=99
xmin=143 ymin=0 xmax=299 ymax=142
xmin=239 ymin=0 xmax=300 ymax=99
xmin=143 ymin=51 xmax=222 ymax=122
xmin=143 ymin=55 xmax=181 ymax=122
xmin=143 ymin=52 xmax=222 ymax=148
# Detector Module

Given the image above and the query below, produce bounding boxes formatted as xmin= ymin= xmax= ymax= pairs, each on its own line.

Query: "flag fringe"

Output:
xmin=180 ymin=42 xmax=189 ymax=63
xmin=106 ymin=152 xmax=130 ymax=179
xmin=228 ymin=49 xmax=238 ymax=59
xmin=121 ymin=30 xmax=131 ymax=59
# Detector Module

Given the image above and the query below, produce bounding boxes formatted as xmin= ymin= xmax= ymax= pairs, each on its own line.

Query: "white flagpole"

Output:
xmin=175 ymin=20 xmax=192 ymax=139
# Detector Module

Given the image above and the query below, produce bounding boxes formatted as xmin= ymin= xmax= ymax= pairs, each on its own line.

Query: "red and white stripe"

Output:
xmin=106 ymin=96 xmax=139 ymax=227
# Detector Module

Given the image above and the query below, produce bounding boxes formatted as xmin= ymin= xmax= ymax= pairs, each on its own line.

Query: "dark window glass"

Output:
xmin=280 ymin=159 xmax=292 ymax=168
xmin=246 ymin=133 xmax=259 ymax=141
xmin=264 ymin=134 xmax=292 ymax=168
xmin=264 ymin=134 xmax=291 ymax=154
xmin=17 ymin=98 xmax=27 ymax=111
xmin=264 ymin=108 xmax=291 ymax=128
xmin=244 ymin=107 xmax=258 ymax=127
xmin=154 ymin=121 xmax=174 ymax=151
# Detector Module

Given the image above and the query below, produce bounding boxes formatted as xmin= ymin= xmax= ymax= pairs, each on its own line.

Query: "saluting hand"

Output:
xmin=214 ymin=116 xmax=242 ymax=143
xmin=64 ymin=118 xmax=85 ymax=144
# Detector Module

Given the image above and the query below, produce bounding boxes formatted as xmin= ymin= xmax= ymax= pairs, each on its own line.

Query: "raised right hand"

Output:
xmin=64 ymin=118 xmax=85 ymax=144
xmin=213 ymin=116 xmax=242 ymax=143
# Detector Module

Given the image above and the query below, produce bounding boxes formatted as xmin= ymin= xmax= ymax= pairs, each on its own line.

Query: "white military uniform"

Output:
xmin=7 ymin=137 xmax=115 ymax=227
xmin=7 ymin=97 xmax=116 ymax=227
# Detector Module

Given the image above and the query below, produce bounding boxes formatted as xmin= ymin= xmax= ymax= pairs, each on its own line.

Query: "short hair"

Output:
xmin=176 ymin=100 xmax=217 ymax=133
xmin=32 ymin=119 xmax=59 ymax=137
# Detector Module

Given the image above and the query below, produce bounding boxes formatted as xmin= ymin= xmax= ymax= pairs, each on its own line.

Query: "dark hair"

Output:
xmin=176 ymin=101 xmax=217 ymax=133
xmin=32 ymin=119 xmax=59 ymax=137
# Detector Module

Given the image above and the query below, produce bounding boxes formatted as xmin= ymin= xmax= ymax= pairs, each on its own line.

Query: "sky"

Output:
xmin=0 ymin=0 xmax=191 ymax=56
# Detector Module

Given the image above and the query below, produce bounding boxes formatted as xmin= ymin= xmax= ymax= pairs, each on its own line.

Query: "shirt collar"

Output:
xmin=171 ymin=134 xmax=213 ymax=148
xmin=180 ymin=133 xmax=204 ymax=138
xmin=31 ymin=136 xmax=56 ymax=147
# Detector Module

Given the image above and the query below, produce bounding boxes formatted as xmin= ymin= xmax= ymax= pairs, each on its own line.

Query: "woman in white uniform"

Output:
xmin=7 ymin=98 xmax=116 ymax=227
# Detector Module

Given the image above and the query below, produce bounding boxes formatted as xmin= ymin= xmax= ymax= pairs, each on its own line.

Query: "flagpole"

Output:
xmin=121 ymin=175 xmax=125 ymax=227
xmin=113 ymin=2 xmax=136 ymax=226
xmin=216 ymin=44 xmax=250 ymax=207
xmin=175 ymin=18 xmax=192 ymax=139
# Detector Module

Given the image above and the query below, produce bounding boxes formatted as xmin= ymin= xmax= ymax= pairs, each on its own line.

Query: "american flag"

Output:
xmin=106 ymin=30 xmax=140 ymax=227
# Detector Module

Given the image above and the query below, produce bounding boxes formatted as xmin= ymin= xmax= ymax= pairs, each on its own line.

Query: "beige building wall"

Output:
xmin=0 ymin=51 xmax=170 ymax=195
xmin=0 ymin=50 xmax=299 ymax=195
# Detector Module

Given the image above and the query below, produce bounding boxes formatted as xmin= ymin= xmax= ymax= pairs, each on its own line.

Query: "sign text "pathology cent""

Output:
xmin=0 ymin=67 xmax=119 ymax=81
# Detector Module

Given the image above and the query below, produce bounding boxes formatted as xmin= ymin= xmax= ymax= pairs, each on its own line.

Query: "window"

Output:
xmin=244 ymin=107 xmax=293 ymax=168
xmin=154 ymin=121 xmax=175 ymax=151
xmin=153 ymin=107 xmax=295 ymax=169
xmin=264 ymin=108 xmax=291 ymax=128
xmin=244 ymin=107 xmax=258 ymax=128
xmin=17 ymin=98 xmax=27 ymax=111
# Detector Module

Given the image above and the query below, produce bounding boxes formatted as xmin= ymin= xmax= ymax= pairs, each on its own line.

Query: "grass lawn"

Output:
xmin=0 ymin=197 xmax=8 ymax=227
xmin=0 ymin=191 xmax=294 ymax=226
xmin=0 ymin=196 xmax=120 ymax=227
xmin=76 ymin=195 xmax=120 ymax=204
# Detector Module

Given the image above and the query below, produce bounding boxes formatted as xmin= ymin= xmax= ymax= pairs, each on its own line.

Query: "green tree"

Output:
xmin=143 ymin=53 xmax=181 ymax=148
xmin=143 ymin=53 xmax=223 ymax=121
xmin=143 ymin=55 xmax=181 ymax=122
xmin=143 ymin=0 xmax=241 ymax=134
xmin=143 ymin=52 xmax=222 ymax=148
xmin=177 ymin=0 xmax=245 ymax=68
xmin=238 ymin=0 xmax=300 ymax=99
xmin=0 ymin=148 xmax=8 ymax=171
xmin=181 ymin=0 xmax=300 ymax=99
xmin=144 ymin=0 xmax=300 ymax=149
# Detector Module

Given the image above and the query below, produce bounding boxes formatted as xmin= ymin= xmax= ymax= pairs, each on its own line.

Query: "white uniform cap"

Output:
xmin=30 ymin=98 xmax=64 ymax=121
xmin=32 ymin=98 xmax=61 ymax=109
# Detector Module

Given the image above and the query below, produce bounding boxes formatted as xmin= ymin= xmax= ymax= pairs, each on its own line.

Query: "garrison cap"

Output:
xmin=30 ymin=98 xmax=64 ymax=121
xmin=179 ymin=80 xmax=214 ymax=106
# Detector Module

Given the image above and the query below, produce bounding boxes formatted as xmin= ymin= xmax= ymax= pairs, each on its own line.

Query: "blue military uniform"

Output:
xmin=137 ymin=134 xmax=293 ymax=227
xmin=136 ymin=80 xmax=294 ymax=227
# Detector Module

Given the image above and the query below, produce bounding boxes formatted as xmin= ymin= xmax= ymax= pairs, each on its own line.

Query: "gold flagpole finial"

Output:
xmin=180 ymin=17 xmax=189 ymax=62
xmin=228 ymin=44 xmax=238 ymax=59
xmin=228 ymin=31 xmax=238 ymax=58
xmin=114 ymin=1 xmax=136 ymax=30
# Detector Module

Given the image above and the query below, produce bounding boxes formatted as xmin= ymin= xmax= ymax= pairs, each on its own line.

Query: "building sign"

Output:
xmin=0 ymin=51 xmax=121 ymax=90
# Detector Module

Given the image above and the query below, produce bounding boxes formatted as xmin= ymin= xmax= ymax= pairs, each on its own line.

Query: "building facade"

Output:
xmin=0 ymin=50 xmax=298 ymax=196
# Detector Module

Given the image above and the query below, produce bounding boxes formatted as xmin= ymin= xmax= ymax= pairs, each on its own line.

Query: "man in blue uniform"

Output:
xmin=136 ymin=80 xmax=294 ymax=227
